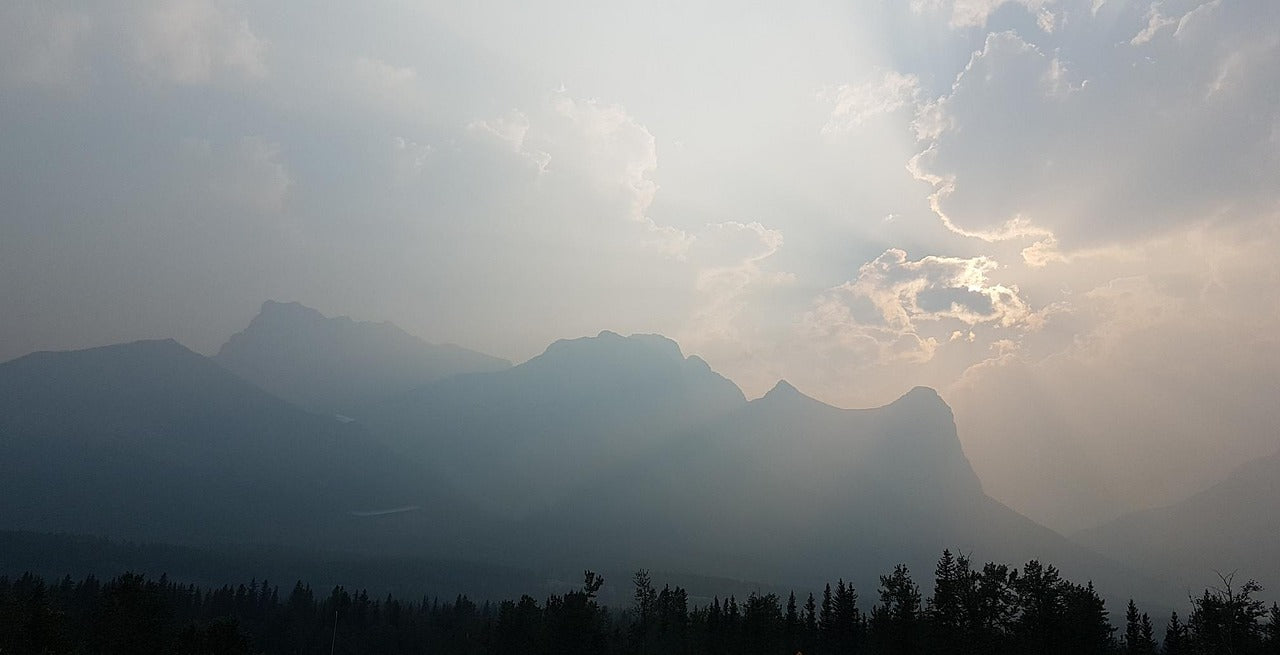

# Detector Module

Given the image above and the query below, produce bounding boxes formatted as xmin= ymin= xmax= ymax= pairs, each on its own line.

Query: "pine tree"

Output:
xmin=871 ymin=565 xmax=922 ymax=655
xmin=834 ymin=578 xmax=862 ymax=652
xmin=929 ymin=549 xmax=965 ymax=653
xmin=819 ymin=582 xmax=835 ymax=653
xmin=1264 ymin=602 xmax=1280 ymax=654
xmin=1122 ymin=599 xmax=1157 ymax=655
xmin=632 ymin=569 xmax=657 ymax=653
xmin=1163 ymin=611 xmax=1186 ymax=655
xmin=785 ymin=591 xmax=800 ymax=652
xmin=1187 ymin=573 xmax=1266 ymax=654
xmin=1140 ymin=612 xmax=1157 ymax=654
xmin=803 ymin=592 xmax=819 ymax=654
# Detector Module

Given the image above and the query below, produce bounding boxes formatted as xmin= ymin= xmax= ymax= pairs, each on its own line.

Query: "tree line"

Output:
xmin=2 ymin=550 xmax=1279 ymax=654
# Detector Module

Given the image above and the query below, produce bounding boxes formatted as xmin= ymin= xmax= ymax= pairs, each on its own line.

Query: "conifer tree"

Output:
xmin=803 ymin=592 xmax=819 ymax=654
xmin=1263 ymin=602 xmax=1280 ymax=654
xmin=785 ymin=591 xmax=800 ymax=652
xmin=929 ymin=549 xmax=965 ymax=653
xmin=1163 ymin=611 xmax=1186 ymax=655
xmin=1123 ymin=599 xmax=1157 ymax=655
xmin=871 ymin=564 xmax=922 ymax=655
xmin=819 ymin=582 xmax=835 ymax=649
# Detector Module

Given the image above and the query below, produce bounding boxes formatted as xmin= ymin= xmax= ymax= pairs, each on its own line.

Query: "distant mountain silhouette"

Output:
xmin=366 ymin=330 xmax=747 ymax=517
xmin=0 ymin=339 xmax=474 ymax=552
xmin=361 ymin=332 xmax=1168 ymax=603
xmin=215 ymin=301 xmax=509 ymax=416
xmin=526 ymin=378 xmax=1162 ymax=601
xmin=1076 ymin=446 xmax=1280 ymax=591
xmin=0 ymin=330 xmax=1173 ymax=607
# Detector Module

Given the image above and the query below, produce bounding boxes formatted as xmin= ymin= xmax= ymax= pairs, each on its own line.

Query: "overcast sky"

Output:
xmin=2 ymin=0 xmax=1277 ymax=532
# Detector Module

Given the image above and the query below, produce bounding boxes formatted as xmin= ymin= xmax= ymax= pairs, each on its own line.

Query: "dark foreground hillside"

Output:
xmin=3 ymin=552 xmax=1277 ymax=655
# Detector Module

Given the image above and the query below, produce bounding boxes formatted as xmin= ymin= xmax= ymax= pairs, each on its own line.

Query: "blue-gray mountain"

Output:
xmin=215 ymin=300 xmax=509 ymax=417
xmin=0 ymin=338 xmax=479 ymax=555
xmin=0 ymin=303 xmax=1173 ymax=606
xmin=1076 ymin=447 xmax=1280 ymax=594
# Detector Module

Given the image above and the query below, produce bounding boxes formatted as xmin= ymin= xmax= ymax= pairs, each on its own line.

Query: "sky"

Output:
xmin=2 ymin=0 xmax=1278 ymax=533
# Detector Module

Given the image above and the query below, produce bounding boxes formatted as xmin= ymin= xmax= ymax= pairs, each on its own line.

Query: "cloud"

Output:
xmin=948 ymin=216 xmax=1280 ymax=531
xmin=684 ymin=221 xmax=792 ymax=347
xmin=908 ymin=4 xmax=1280 ymax=255
xmin=390 ymin=136 xmax=432 ymax=183
xmin=547 ymin=94 xmax=694 ymax=257
xmin=910 ymin=0 xmax=1058 ymax=30
xmin=468 ymin=110 xmax=551 ymax=172
xmin=346 ymin=56 xmax=432 ymax=117
xmin=1129 ymin=4 xmax=1178 ymax=45
xmin=0 ymin=1 xmax=267 ymax=89
xmin=803 ymin=248 xmax=1038 ymax=369
xmin=133 ymin=0 xmax=266 ymax=84
xmin=821 ymin=71 xmax=921 ymax=135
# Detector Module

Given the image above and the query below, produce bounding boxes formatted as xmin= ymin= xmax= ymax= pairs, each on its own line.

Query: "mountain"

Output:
xmin=365 ymin=330 xmax=747 ymax=517
xmin=0 ymin=339 xmax=475 ymax=554
xmin=0 ymin=330 xmax=1173 ymax=607
xmin=363 ymin=333 xmax=1169 ymax=603
xmin=1075 ymin=446 xmax=1280 ymax=591
xmin=530 ymin=379 xmax=1165 ymax=601
xmin=214 ymin=301 xmax=510 ymax=417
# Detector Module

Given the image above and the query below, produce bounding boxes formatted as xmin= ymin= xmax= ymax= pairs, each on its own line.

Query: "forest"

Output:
xmin=3 ymin=550 xmax=1278 ymax=654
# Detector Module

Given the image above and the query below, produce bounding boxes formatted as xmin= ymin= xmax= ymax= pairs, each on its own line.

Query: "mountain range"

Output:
xmin=1077 ymin=446 xmax=1280 ymax=593
xmin=215 ymin=300 xmax=509 ymax=417
xmin=0 ymin=301 xmax=1212 ymax=606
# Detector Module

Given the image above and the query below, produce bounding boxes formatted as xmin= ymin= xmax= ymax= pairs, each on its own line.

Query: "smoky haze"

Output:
xmin=2 ymin=0 xmax=1280 ymax=575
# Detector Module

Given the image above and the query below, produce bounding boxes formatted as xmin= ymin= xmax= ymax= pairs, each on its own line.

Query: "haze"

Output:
xmin=2 ymin=0 xmax=1278 ymax=538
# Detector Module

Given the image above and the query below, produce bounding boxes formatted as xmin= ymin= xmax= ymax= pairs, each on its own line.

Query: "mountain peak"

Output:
xmin=519 ymin=331 xmax=746 ymax=407
xmin=540 ymin=331 xmax=685 ymax=364
xmin=765 ymin=379 xmax=799 ymax=397
xmin=215 ymin=301 xmax=509 ymax=414
xmin=254 ymin=299 xmax=329 ymax=324
xmin=903 ymin=385 xmax=943 ymax=401
xmin=886 ymin=386 xmax=951 ymax=414
xmin=6 ymin=337 xmax=199 ymax=367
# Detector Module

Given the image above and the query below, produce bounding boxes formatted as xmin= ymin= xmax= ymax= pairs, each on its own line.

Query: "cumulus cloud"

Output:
xmin=345 ymin=56 xmax=433 ymax=118
xmin=132 ymin=0 xmax=266 ymax=84
xmin=0 ymin=1 xmax=267 ymax=90
xmin=546 ymin=94 xmax=694 ymax=257
xmin=802 ymin=248 xmax=1038 ymax=369
xmin=468 ymin=110 xmax=551 ymax=172
xmin=910 ymin=0 xmax=1059 ymax=30
xmin=908 ymin=2 xmax=1280 ymax=255
xmin=821 ymin=71 xmax=921 ymax=135
xmin=390 ymin=137 xmax=432 ymax=183
xmin=684 ymin=221 xmax=792 ymax=347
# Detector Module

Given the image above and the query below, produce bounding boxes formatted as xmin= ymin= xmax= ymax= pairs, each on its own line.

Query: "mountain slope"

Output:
xmin=1076 ymin=447 xmax=1280 ymax=591
xmin=0 ymin=331 xmax=1173 ymax=607
xmin=365 ymin=330 xmax=747 ymax=517
xmin=365 ymin=340 xmax=1169 ymax=602
xmin=539 ymin=380 xmax=1165 ymax=603
xmin=0 ymin=339 xmax=472 ymax=553
xmin=214 ymin=301 xmax=509 ymax=416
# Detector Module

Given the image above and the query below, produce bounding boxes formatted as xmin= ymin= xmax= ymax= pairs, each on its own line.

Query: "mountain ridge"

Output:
xmin=1076 ymin=444 xmax=1280 ymax=592
xmin=0 ymin=317 xmax=1178 ymax=608
xmin=214 ymin=300 xmax=510 ymax=416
